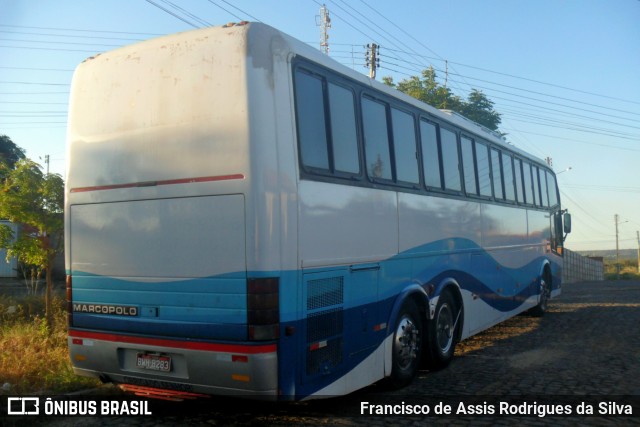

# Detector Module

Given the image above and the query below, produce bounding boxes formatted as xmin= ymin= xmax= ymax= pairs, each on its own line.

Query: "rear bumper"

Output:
xmin=68 ymin=330 xmax=278 ymax=398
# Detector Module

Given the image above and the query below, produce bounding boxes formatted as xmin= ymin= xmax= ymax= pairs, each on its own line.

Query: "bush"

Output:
xmin=0 ymin=293 xmax=101 ymax=394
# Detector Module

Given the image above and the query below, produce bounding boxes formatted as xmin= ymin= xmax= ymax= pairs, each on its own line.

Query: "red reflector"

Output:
xmin=232 ymin=355 xmax=249 ymax=363
xmin=72 ymin=338 xmax=83 ymax=345
xmin=309 ymin=341 xmax=327 ymax=351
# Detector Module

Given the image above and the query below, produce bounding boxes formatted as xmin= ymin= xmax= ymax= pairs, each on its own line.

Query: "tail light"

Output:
xmin=247 ymin=277 xmax=279 ymax=340
xmin=66 ymin=274 xmax=73 ymax=327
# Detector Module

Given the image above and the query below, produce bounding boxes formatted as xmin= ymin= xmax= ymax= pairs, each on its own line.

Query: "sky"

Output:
xmin=1 ymin=0 xmax=639 ymax=251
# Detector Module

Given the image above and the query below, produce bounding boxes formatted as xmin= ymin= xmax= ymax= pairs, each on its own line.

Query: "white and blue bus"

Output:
xmin=65 ymin=22 xmax=571 ymax=400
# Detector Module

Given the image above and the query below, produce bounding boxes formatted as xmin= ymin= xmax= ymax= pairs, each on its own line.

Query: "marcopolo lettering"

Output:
xmin=73 ymin=303 xmax=138 ymax=316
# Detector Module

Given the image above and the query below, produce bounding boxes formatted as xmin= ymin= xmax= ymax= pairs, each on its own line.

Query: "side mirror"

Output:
xmin=563 ymin=213 xmax=572 ymax=234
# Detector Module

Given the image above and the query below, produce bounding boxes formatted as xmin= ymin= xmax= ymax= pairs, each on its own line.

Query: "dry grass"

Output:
xmin=0 ymin=294 xmax=100 ymax=394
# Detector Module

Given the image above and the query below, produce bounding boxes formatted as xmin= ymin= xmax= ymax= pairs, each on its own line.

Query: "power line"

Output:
xmin=0 ymin=29 xmax=145 ymax=42
xmin=0 ymin=37 xmax=122 ymax=48
xmin=0 ymin=66 xmax=74 ymax=72
xmin=143 ymin=0 xmax=200 ymax=28
xmin=0 ymin=23 xmax=162 ymax=36
xmin=157 ymin=0 xmax=212 ymax=27
xmin=205 ymin=0 xmax=245 ymax=22
xmin=214 ymin=0 xmax=262 ymax=22
xmin=0 ymin=81 xmax=69 ymax=86
xmin=0 ymin=44 xmax=100 ymax=53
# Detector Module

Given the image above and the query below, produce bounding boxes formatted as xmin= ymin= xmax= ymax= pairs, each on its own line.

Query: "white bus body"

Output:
xmin=66 ymin=22 xmax=567 ymax=400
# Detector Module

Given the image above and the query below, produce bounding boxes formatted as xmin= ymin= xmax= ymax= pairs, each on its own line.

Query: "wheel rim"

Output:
xmin=393 ymin=315 xmax=419 ymax=370
xmin=436 ymin=302 xmax=454 ymax=354
xmin=539 ymin=278 xmax=548 ymax=310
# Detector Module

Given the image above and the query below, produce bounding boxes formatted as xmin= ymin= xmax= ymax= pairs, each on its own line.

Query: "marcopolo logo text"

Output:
xmin=73 ymin=303 xmax=138 ymax=316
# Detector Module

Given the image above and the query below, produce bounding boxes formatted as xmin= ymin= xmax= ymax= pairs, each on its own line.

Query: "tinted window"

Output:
xmin=547 ymin=171 xmax=558 ymax=206
xmin=461 ymin=136 xmax=477 ymax=195
xmin=502 ymin=152 xmax=516 ymax=201
xmin=476 ymin=142 xmax=491 ymax=197
xmin=391 ymin=108 xmax=419 ymax=183
xmin=440 ymin=128 xmax=461 ymax=191
xmin=328 ymin=83 xmax=359 ymax=174
xmin=294 ymin=70 xmax=329 ymax=170
xmin=514 ymin=158 xmax=524 ymax=203
xmin=362 ymin=97 xmax=392 ymax=180
xmin=420 ymin=120 xmax=441 ymax=189
xmin=530 ymin=165 xmax=539 ymax=206
xmin=491 ymin=148 xmax=503 ymax=200
xmin=522 ymin=162 xmax=533 ymax=204
xmin=539 ymin=168 xmax=549 ymax=207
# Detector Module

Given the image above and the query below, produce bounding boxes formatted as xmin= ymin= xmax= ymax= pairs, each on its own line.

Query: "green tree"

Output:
xmin=384 ymin=67 xmax=461 ymax=110
xmin=0 ymin=159 xmax=64 ymax=328
xmin=0 ymin=134 xmax=26 ymax=170
xmin=383 ymin=68 xmax=502 ymax=131
xmin=459 ymin=89 xmax=502 ymax=132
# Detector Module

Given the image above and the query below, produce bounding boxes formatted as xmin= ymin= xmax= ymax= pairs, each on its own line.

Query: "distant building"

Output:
xmin=0 ymin=220 xmax=18 ymax=278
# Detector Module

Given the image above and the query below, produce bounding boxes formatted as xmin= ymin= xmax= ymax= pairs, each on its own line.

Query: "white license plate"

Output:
xmin=136 ymin=353 xmax=171 ymax=372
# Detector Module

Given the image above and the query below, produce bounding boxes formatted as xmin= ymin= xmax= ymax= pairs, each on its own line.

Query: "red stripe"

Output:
xmin=70 ymin=174 xmax=245 ymax=193
xmin=69 ymin=330 xmax=276 ymax=354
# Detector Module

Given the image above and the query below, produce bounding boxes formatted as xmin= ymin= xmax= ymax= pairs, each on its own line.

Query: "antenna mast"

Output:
xmin=318 ymin=4 xmax=331 ymax=55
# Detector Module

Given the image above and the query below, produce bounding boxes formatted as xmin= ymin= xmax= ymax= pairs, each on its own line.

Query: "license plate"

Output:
xmin=136 ymin=353 xmax=171 ymax=372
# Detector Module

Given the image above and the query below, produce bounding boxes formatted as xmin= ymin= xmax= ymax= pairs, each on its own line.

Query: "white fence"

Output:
xmin=562 ymin=248 xmax=604 ymax=283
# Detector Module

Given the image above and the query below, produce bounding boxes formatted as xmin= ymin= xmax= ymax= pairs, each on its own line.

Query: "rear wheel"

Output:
xmin=388 ymin=299 xmax=422 ymax=388
xmin=530 ymin=270 xmax=551 ymax=317
xmin=424 ymin=290 xmax=458 ymax=370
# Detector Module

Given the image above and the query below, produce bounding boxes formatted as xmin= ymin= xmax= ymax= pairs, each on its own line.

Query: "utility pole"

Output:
xmin=317 ymin=4 xmax=331 ymax=55
xmin=365 ymin=43 xmax=380 ymax=79
xmin=637 ymin=230 xmax=639 ymax=274
xmin=44 ymin=154 xmax=50 ymax=175
xmin=615 ymin=214 xmax=620 ymax=279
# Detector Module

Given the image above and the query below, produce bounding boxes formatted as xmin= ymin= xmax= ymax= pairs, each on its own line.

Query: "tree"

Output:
xmin=0 ymin=159 xmax=64 ymax=328
xmin=383 ymin=67 xmax=462 ymax=111
xmin=0 ymin=134 xmax=26 ymax=170
xmin=383 ymin=68 xmax=502 ymax=131
xmin=458 ymin=89 xmax=502 ymax=132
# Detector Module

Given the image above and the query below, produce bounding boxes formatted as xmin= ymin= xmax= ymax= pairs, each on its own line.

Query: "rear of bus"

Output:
xmin=65 ymin=23 xmax=281 ymax=398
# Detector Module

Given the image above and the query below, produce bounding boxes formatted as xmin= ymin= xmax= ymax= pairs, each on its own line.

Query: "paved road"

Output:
xmin=9 ymin=280 xmax=640 ymax=426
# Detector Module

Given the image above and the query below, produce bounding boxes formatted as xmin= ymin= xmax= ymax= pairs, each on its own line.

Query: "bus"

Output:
xmin=65 ymin=22 xmax=571 ymax=401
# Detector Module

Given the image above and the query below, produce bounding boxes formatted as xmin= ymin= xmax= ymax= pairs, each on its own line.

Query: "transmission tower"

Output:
xmin=317 ymin=4 xmax=331 ymax=55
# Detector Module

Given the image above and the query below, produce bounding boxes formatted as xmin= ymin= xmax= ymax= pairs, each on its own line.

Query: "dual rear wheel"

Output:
xmin=388 ymin=290 xmax=459 ymax=388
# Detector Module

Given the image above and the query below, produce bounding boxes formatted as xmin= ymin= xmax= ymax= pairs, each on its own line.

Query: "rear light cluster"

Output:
xmin=247 ymin=277 xmax=279 ymax=341
xmin=66 ymin=275 xmax=73 ymax=327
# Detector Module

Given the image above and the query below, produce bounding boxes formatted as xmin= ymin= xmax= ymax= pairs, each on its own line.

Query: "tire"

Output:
xmin=529 ymin=270 xmax=551 ymax=317
xmin=423 ymin=289 xmax=458 ymax=370
xmin=388 ymin=298 xmax=423 ymax=389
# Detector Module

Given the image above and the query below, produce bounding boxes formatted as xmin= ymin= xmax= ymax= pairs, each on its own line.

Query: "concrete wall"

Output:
xmin=563 ymin=248 xmax=604 ymax=283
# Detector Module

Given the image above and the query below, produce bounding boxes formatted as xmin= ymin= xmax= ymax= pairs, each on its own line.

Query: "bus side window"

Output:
xmin=419 ymin=119 xmax=442 ymax=189
xmin=362 ymin=97 xmax=392 ymax=180
xmin=328 ymin=83 xmax=360 ymax=175
xmin=391 ymin=108 xmax=419 ymax=184
xmin=476 ymin=142 xmax=491 ymax=197
xmin=461 ymin=136 xmax=478 ymax=196
xmin=529 ymin=164 xmax=539 ymax=206
xmin=294 ymin=69 xmax=329 ymax=171
xmin=522 ymin=161 xmax=533 ymax=205
xmin=502 ymin=152 xmax=516 ymax=202
xmin=547 ymin=171 xmax=559 ymax=206
xmin=440 ymin=128 xmax=461 ymax=192
xmin=539 ymin=168 xmax=550 ymax=207
xmin=514 ymin=158 xmax=524 ymax=204
xmin=491 ymin=148 xmax=504 ymax=200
